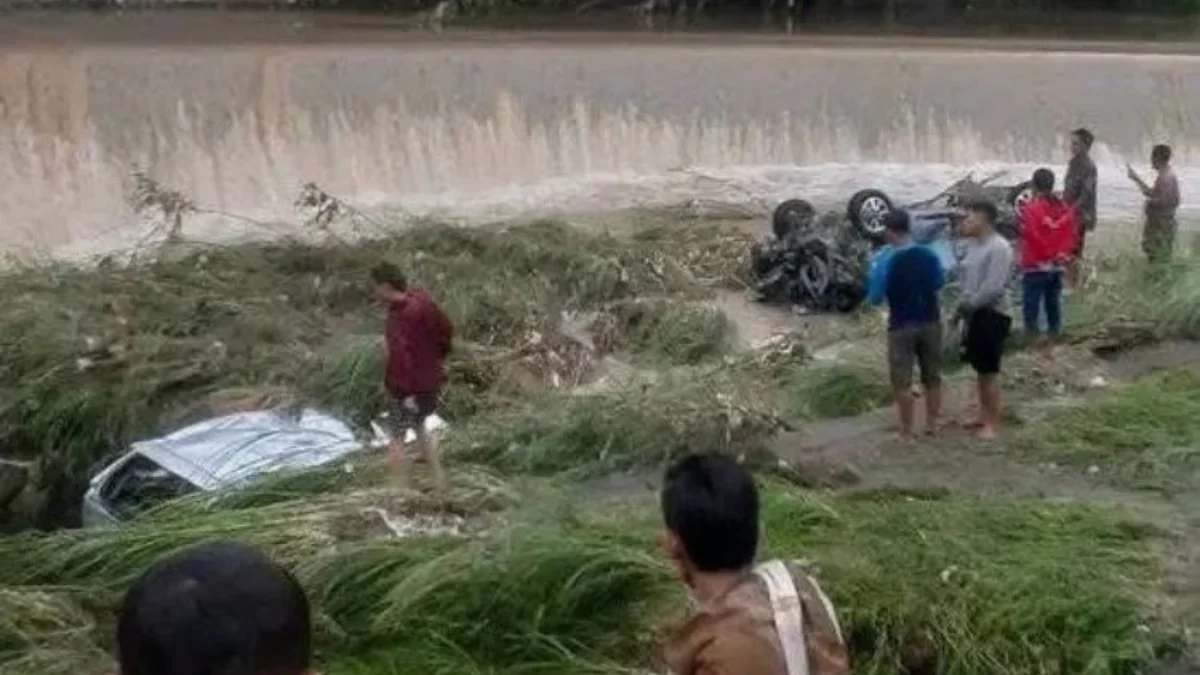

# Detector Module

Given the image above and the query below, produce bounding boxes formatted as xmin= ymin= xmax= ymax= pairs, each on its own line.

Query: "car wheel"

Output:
xmin=830 ymin=284 xmax=864 ymax=313
xmin=772 ymin=199 xmax=817 ymax=240
xmin=847 ymin=189 xmax=895 ymax=241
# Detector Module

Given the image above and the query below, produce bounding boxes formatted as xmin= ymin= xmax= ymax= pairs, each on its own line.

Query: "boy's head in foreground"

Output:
xmin=661 ymin=453 xmax=760 ymax=591
xmin=118 ymin=541 xmax=313 ymax=675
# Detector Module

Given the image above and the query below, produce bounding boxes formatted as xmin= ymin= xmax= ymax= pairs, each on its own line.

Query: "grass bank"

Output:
xmin=0 ymin=478 xmax=1178 ymax=675
xmin=1015 ymin=370 xmax=1200 ymax=492
xmin=0 ymin=219 xmax=751 ymax=527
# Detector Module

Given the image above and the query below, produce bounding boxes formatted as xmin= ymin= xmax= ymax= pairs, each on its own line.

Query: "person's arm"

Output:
xmin=866 ymin=248 xmax=892 ymax=307
xmin=1127 ymin=164 xmax=1152 ymax=196
xmin=1082 ymin=167 xmax=1098 ymax=212
xmin=429 ymin=302 xmax=454 ymax=358
xmin=960 ymin=244 xmax=1012 ymax=312
xmin=926 ymin=247 xmax=945 ymax=291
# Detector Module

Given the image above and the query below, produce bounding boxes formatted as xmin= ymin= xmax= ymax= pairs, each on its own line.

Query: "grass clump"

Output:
xmin=1016 ymin=371 xmax=1200 ymax=490
xmin=0 ymin=589 xmax=111 ymax=675
xmin=449 ymin=366 xmax=782 ymax=475
xmin=623 ymin=301 xmax=732 ymax=366
xmin=759 ymin=485 xmax=1170 ymax=675
xmin=785 ymin=362 xmax=891 ymax=419
xmin=310 ymin=521 xmax=673 ymax=675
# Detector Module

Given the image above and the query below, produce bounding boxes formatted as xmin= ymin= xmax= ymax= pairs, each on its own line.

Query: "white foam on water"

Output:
xmin=0 ymin=41 xmax=1196 ymax=258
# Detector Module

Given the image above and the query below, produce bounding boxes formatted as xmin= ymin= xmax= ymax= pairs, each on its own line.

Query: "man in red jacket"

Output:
xmin=1019 ymin=168 xmax=1078 ymax=344
xmin=371 ymin=262 xmax=454 ymax=492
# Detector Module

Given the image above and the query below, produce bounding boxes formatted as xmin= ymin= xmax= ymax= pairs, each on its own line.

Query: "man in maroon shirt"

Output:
xmin=371 ymin=262 xmax=454 ymax=492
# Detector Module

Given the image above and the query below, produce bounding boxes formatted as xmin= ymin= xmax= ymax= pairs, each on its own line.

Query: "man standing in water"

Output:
xmin=1063 ymin=128 xmax=1097 ymax=287
xmin=1127 ymin=144 xmax=1181 ymax=265
xmin=957 ymin=201 xmax=1014 ymax=441
xmin=372 ymin=262 xmax=454 ymax=493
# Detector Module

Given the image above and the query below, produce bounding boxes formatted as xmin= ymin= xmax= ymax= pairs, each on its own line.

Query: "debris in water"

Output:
xmin=361 ymin=506 xmax=465 ymax=539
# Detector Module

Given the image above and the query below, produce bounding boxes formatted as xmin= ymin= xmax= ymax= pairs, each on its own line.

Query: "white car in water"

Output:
xmin=82 ymin=407 xmax=444 ymax=527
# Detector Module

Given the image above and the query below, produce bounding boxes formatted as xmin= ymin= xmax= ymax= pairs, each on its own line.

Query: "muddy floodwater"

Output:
xmin=0 ymin=12 xmax=1197 ymax=256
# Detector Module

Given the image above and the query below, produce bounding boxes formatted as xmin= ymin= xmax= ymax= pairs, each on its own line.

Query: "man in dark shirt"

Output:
xmin=1063 ymin=128 xmax=1097 ymax=286
xmin=867 ymin=210 xmax=946 ymax=438
xmin=372 ymin=262 xmax=454 ymax=492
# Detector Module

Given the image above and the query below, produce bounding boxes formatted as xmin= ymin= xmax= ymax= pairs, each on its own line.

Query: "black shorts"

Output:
xmin=386 ymin=391 xmax=439 ymax=435
xmin=962 ymin=308 xmax=1012 ymax=376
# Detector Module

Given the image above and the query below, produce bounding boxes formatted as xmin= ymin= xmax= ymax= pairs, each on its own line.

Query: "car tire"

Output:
xmin=772 ymin=199 xmax=817 ymax=240
xmin=829 ymin=284 xmax=864 ymax=314
xmin=847 ymin=189 xmax=895 ymax=242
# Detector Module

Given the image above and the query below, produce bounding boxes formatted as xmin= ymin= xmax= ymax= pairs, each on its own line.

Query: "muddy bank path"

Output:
xmin=767 ymin=337 xmax=1200 ymax=668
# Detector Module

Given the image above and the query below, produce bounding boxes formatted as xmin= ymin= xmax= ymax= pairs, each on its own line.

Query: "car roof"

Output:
xmin=129 ymin=408 xmax=363 ymax=491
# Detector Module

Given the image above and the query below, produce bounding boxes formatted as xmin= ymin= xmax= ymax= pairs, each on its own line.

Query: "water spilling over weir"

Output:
xmin=1 ymin=33 xmax=1197 ymax=255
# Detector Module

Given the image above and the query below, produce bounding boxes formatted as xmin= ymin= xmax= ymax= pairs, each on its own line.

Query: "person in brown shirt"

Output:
xmin=660 ymin=454 xmax=850 ymax=675
xmin=1127 ymin=144 xmax=1182 ymax=264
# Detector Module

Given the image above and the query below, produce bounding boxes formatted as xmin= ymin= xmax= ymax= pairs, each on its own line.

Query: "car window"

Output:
xmin=99 ymin=454 xmax=200 ymax=520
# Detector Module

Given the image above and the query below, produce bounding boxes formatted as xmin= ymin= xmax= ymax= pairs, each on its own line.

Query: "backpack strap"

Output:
xmin=754 ymin=560 xmax=810 ymax=675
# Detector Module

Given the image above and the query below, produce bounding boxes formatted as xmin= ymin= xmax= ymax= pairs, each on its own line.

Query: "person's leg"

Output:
xmin=1068 ymin=224 xmax=1087 ymax=288
xmin=1045 ymin=271 xmax=1064 ymax=339
xmin=977 ymin=374 xmax=1001 ymax=440
xmin=412 ymin=393 xmax=447 ymax=494
xmin=961 ymin=312 xmax=985 ymax=430
xmin=386 ymin=397 xmax=412 ymax=488
xmin=915 ymin=322 xmax=943 ymax=435
xmin=1021 ymin=272 xmax=1041 ymax=336
xmin=414 ymin=426 xmax=446 ymax=495
xmin=976 ymin=311 xmax=1010 ymax=440
xmin=888 ymin=330 xmax=916 ymax=438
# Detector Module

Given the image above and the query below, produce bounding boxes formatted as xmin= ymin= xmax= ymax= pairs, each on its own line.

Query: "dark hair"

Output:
xmin=1072 ymin=128 xmax=1094 ymax=149
xmin=661 ymin=453 xmax=759 ymax=572
xmin=1032 ymin=168 xmax=1055 ymax=194
xmin=882 ymin=209 xmax=911 ymax=234
xmin=965 ymin=200 xmax=998 ymax=225
xmin=118 ymin=542 xmax=312 ymax=675
xmin=370 ymin=261 xmax=408 ymax=291
xmin=1152 ymin=144 xmax=1172 ymax=164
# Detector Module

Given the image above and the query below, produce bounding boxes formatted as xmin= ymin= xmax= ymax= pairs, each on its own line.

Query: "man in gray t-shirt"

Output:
xmin=956 ymin=201 xmax=1014 ymax=441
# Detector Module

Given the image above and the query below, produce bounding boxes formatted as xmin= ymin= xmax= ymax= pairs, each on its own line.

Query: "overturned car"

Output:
xmin=82 ymin=408 xmax=445 ymax=526
xmin=751 ymin=172 xmax=1029 ymax=313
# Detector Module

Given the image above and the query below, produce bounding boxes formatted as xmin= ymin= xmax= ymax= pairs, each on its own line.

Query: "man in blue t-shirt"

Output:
xmin=867 ymin=209 xmax=946 ymax=438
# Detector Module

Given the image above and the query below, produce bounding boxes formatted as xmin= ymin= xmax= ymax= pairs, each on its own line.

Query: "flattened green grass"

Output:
xmin=760 ymin=486 xmax=1169 ymax=675
xmin=1016 ymin=371 xmax=1200 ymax=490
xmin=0 ymin=480 xmax=1174 ymax=675
xmin=784 ymin=362 xmax=891 ymax=419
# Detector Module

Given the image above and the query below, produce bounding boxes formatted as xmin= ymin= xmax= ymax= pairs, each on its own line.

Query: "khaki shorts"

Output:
xmin=887 ymin=322 xmax=943 ymax=390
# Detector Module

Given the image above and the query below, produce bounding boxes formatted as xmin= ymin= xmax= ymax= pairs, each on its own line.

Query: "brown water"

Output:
xmin=1 ymin=13 xmax=1197 ymax=256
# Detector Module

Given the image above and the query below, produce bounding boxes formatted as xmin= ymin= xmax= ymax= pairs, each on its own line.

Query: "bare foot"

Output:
xmin=961 ymin=419 xmax=985 ymax=430
xmin=975 ymin=426 xmax=998 ymax=441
